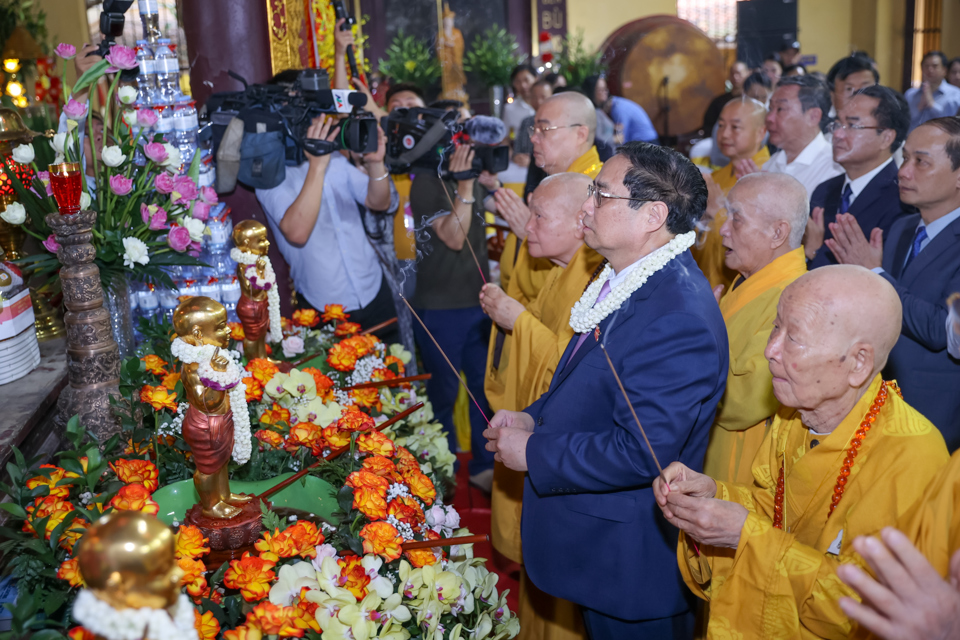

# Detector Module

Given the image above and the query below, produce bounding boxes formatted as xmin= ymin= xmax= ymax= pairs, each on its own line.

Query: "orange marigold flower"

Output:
xmin=284 ymin=423 xmax=323 ymax=456
xmin=123 ymin=438 xmax=153 ymax=455
xmin=195 ymin=609 xmax=220 ymax=640
xmin=60 ymin=518 xmax=88 ymax=553
xmin=178 ymin=556 xmax=208 ymax=598
xmin=223 ymin=625 xmax=263 ymax=640
xmin=23 ymin=496 xmax=73 ymax=540
xmin=338 ymin=555 xmax=370 ymax=600
xmin=67 ymin=627 xmax=96 ymax=640
xmin=292 ymin=308 xmax=320 ymax=328
xmin=224 ymin=552 xmax=276 ymax=602
xmin=360 ymin=521 xmax=403 ymax=562
xmin=362 ymin=455 xmax=403 ymax=482
xmin=405 ymin=546 xmax=440 ymax=568
xmin=350 ymin=387 xmax=382 ymax=412
xmin=292 ymin=587 xmax=320 ymax=626
xmin=160 ymin=371 xmax=180 ymax=391
xmin=388 ymin=495 xmax=425 ymax=529
xmin=259 ymin=403 xmax=291 ymax=426
xmin=140 ymin=384 xmax=179 ymax=412
xmin=247 ymin=601 xmax=304 ymax=638
xmin=302 ymin=368 xmax=334 ymax=402
xmin=25 ymin=464 xmax=72 ymax=499
xmin=254 ymin=429 xmax=284 ymax=449
xmin=322 ymin=304 xmax=349 ymax=323
xmin=246 ymin=358 xmax=280 ymax=386
xmin=334 ymin=321 xmax=361 ymax=337
xmin=176 ymin=525 xmax=211 ymax=559
xmin=403 ymin=470 xmax=437 ymax=506
xmin=254 ymin=521 xmax=325 ymax=562
xmin=326 ymin=342 xmax=358 ymax=372
xmin=338 ymin=408 xmax=375 ymax=432
xmin=229 ymin=322 xmax=245 ymax=341
xmin=141 ymin=354 xmax=168 ymax=375
xmin=243 ymin=376 xmax=264 ymax=402
xmin=345 ymin=470 xmax=389 ymax=520
xmin=110 ymin=459 xmax=160 ymax=493
xmin=357 ymin=430 xmax=396 ymax=458
xmin=342 ymin=334 xmax=379 ymax=358
xmin=109 ymin=484 xmax=159 ymax=515
xmin=384 ymin=355 xmax=406 ymax=375
xmin=58 ymin=556 xmax=85 ymax=588
xmin=395 ymin=446 xmax=419 ymax=472
xmin=322 ymin=425 xmax=351 ymax=449
xmin=371 ymin=367 xmax=398 ymax=383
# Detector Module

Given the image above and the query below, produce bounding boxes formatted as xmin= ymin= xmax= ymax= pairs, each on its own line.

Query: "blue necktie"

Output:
xmin=839 ymin=183 xmax=853 ymax=214
xmin=903 ymin=225 xmax=928 ymax=272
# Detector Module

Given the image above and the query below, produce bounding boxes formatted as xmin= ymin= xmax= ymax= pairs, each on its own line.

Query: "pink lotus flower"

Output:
xmin=105 ymin=44 xmax=138 ymax=71
xmin=42 ymin=235 xmax=60 ymax=253
xmin=191 ymin=201 xmax=211 ymax=221
xmin=63 ymin=98 xmax=88 ymax=120
xmin=36 ymin=171 xmax=53 ymax=197
xmin=137 ymin=108 xmax=159 ymax=127
xmin=109 ymin=174 xmax=134 ymax=196
xmin=55 ymin=43 xmax=76 ymax=60
xmin=140 ymin=203 xmax=168 ymax=230
xmin=199 ymin=186 xmax=218 ymax=205
xmin=167 ymin=225 xmax=191 ymax=252
xmin=171 ymin=175 xmax=198 ymax=205
xmin=154 ymin=172 xmax=175 ymax=194
xmin=188 ymin=240 xmax=202 ymax=257
xmin=144 ymin=142 xmax=168 ymax=164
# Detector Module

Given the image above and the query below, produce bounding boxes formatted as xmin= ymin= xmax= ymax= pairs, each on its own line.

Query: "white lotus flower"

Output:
xmin=0 ymin=202 xmax=26 ymax=225
xmin=11 ymin=144 xmax=34 ymax=164
xmin=50 ymin=132 xmax=70 ymax=154
xmin=161 ymin=143 xmax=182 ymax=171
xmin=181 ymin=217 xmax=205 ymax=242
xmin=101 ymin=145 xmax=125 ymax=168
xmin=122 ymin=236 xmax=149 ymax=268
xmin=122 ymin=109 xmax=138 ymax=126
xmin=118 ymin=86 xmax=138 ymax=104
xmin=80 ymin=192 xmax=91 ymax=209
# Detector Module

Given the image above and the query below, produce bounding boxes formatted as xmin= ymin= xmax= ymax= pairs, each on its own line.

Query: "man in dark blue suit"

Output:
xmin=826 ymin=115 xmax=960 ymax=450
xmin=806 ymin=85 xmax=911 ymax=269
xmin=484 ymin=142 xmax=729 ymax=638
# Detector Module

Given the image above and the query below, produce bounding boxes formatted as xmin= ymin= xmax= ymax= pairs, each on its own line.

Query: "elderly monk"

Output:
xmin=480 ymin=172 xmax=602 ymax=640
xmin=704 ymin=172 xmax=808 ymax=485
xmin=652 ymin=265 xmax=950 ymax=639
xmin=693 ymin=98 xmax=770 ymax=291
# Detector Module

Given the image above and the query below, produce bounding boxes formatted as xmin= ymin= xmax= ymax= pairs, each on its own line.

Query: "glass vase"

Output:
xmin=103 ymin=277 xmax=135 ymax=358
xmin=48 ymin=162 xmax=83 ymax=215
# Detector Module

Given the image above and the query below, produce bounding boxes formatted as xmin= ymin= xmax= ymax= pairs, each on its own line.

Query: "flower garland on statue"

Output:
xmin=569 ymin=231 xmax=697 ymax=334
xmin=170 ymin=338 xmax=252 ymax=465
xmin=72 ymin=590 xmax=199 ymax=640
xmin=230 ymin=247 xmax=282 ymax=343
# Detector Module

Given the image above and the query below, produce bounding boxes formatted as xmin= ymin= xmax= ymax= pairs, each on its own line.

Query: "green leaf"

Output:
xmin=209 ymin=561 xmax=229 ymax=589
xmin=71 ymin=59 xmax=110 ymax=95
xmin=0 ymin=503 xmax=27 ymax=519
xmin=42 ymin=590 xmax=67 ymax=616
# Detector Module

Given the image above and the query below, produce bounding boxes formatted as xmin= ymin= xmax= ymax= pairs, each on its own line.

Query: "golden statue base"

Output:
xmin=184 ymin=496 xmax=264 ymax=557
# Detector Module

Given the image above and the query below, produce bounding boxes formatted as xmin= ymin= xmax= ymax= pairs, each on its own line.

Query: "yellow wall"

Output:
xmin=35 ymin=0 xmax=88 ymax=86
xmin=798 ymin=0 xmax=854 ymax=73
xmin=567 ymin=0 xmax=677 ymax=49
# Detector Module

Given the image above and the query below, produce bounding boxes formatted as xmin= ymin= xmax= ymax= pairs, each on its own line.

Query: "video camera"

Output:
xmin=208 ymin=68 xmax=378 ymax=167
xmin=382 ymin=107 xmax=509 ymax=178
xmin=92 ymin=0 xmax=139 ymax=80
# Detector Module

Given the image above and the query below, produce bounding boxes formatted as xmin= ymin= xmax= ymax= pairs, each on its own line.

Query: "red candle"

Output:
xmin=48 ymin=162 xmax=83 ymax=215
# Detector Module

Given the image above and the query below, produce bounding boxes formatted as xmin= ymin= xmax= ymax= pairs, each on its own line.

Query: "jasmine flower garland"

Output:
xmin=230 ymin=248 xmax=282 ymax=343
xmin=170 ymin=338 xmax=252 ymax=465
xmin=72 ymin=590 xmax=198 ymax=640
xmin=569 ymin=231 xmax=696 ymax=334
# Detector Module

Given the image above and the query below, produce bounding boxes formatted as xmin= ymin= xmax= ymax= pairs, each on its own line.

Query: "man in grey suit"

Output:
xmin=827 ymin=116 xmax=960 ymax=450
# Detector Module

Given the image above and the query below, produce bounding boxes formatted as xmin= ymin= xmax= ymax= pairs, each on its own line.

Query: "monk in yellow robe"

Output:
xmin=693 ymin=98 xmax=770 ymax=291
xmin=480 ymin=173 xmax=602 ymax=640
xmin=653 ymin=265 xmax=950 ymax=640
xmin=704 ymin=173 xmax=809 ymax=484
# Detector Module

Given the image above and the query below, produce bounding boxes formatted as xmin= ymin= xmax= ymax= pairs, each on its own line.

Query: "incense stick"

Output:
xmin=599 ymin=344 xmax=663 ymax=475
xmin=453 ymin=212 xmax=488 ymax=285
xmin=399 ymin=295 xmax=491 ymax=426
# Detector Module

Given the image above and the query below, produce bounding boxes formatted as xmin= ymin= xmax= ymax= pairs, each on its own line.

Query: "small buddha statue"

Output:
xmin=231 ymin=220 xmax=273 ymax=360
xmin=173 ymin=296 xmax=252 ymax=519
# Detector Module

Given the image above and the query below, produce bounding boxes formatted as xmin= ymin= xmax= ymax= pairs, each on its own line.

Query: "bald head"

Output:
xmin=717 ymin=97 xmax=768 ymax=162
xmin=720 ymin=173 xmax=808 ymax=279
xmin=525 ymin=172 xmax=591 ymax=266
xmin=543 ymin=92 xmax=598 ymax=137
xmin=765 ymin=265 xmax=902 ymax=430
xmin=532 ymin=92 xmax=598 ymax=175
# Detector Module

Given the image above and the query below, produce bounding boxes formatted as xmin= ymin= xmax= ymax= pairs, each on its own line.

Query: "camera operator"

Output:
xmin=254 ymin=112 xmax=401 ymax=343
xmin=410 ymin=139 xmax=500 ymax=490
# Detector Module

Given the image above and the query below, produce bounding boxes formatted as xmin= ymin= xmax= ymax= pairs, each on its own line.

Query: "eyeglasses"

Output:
xmin=826 ymin=121 xmax=887 ymax=134
xmin=528 ymin=123 xmax=584 ymax=138
xmin=586 ymin=183 xmax=651 ymax=209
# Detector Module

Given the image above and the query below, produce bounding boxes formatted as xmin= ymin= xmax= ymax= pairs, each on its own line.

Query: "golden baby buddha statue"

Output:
xmin=230 ymin=220 xmax=279 ymax=360
xmin=72 ymin=511 xmax=199 ymax=640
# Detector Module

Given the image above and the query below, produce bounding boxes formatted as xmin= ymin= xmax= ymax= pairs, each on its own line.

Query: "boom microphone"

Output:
xmin=464 ymin=116 xmax=507 ymax=146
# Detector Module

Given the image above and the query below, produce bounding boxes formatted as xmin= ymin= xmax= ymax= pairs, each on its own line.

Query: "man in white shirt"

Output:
xmin=255 ymin=115 xmax=400 ymax=340
xmin=905 ymin=51 xmax=960 ymax=131
xmin=737 ymin=75 xmax=843 ymax=198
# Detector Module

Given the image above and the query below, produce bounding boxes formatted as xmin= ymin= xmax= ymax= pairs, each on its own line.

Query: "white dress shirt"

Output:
xmin=761 ymin=132 xmax=843 ymax=199
xmin=256 ymin=154 xmax=398 ymax=311
xmin=501 ymin=97 xmax=535 ymax=140
xmin=842 ymin=158 xmax=895 ymax=207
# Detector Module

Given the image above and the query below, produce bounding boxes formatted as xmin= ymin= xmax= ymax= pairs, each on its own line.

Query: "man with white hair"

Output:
xmin=703 ymin=173 xmax=809 ymax=484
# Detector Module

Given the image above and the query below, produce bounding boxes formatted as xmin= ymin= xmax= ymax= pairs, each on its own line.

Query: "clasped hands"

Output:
xmin=483 ymin=410 xmax=534 ymax=471
xmin=652 ymin=462 xmax=748 ymax=549
xmin=479 ymin=284 xmax=525 ymax=330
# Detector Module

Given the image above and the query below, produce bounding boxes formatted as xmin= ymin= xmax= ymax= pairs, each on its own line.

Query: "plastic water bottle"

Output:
xmin=139 ymin=0 xmax=162 ymax=43
xmin=137 ymin=283 xmax=160 ymax=321
xmin=157 ymin=286 xmax=179 ymax=322
xmin=135 ymin=40 xmax=157 ymax=105
xmin=220 ymin=273 xmax=241 ymax=323
xmin=173 ymin=97 xmax=200 ymax=167
xmin=153 ymin=39 xmax=181 ymax=105
xmin=155 ymin=105 xmax=175 ymax=144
